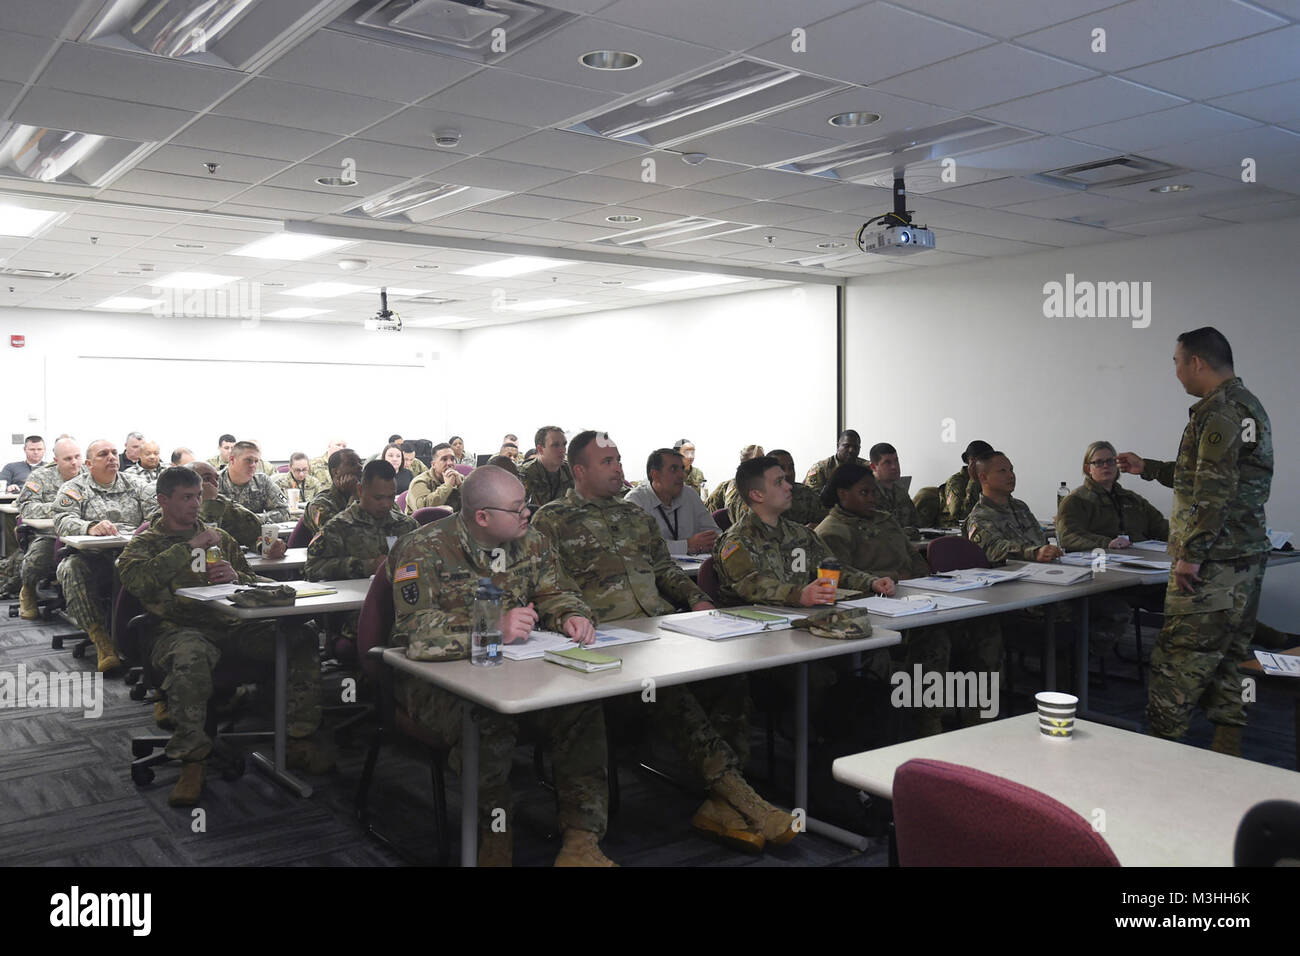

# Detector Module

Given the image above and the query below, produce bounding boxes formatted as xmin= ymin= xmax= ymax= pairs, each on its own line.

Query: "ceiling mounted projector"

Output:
xmin=857 ymin=174 xmax=936 ymax=256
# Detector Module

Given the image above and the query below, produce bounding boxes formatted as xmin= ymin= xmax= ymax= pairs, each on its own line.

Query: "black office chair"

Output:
xmin=1234 ymin=800 xmax=1300 ymax=866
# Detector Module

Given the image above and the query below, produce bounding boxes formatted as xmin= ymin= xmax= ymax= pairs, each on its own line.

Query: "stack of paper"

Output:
xmin=1019 ymin=564 xmax=1093 ymax=586
xmin=660 ymin=607 xmax=805 ymax=641
xmin=1253 ymin=651 xmax=1300 ymax=677
xmin=502 ymin=626 xmax=658 ymax=661
xmin=901 ymin=568 xmax=1031 ymax=592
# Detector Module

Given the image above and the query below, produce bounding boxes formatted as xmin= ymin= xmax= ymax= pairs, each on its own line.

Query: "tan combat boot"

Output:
xmin=168 ymin=761 xmax=205 ymax=807
xmin=554 ymin=829 xmax=616 ymax=867
xmin=87 ymin=624 xmax=123 ymax=673
xmin=711 ymin=770 xmax=798 ymax=845
xmin=1211 ymin=724 xmax=1243 ymax=757
xmin=286 ymin=733 xmax=337 ymax=774
xmin=18 ymin=583 xmax=39 ymax=621
xmin=691 ymin=795 xmax=765 ymax=854
xmin=478 ymin=828 xmax=513 ymax=867
xmin=153 ymin=699 xmax=175 ymax=730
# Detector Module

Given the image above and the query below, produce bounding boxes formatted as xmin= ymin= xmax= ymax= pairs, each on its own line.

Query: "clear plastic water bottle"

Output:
xmin=1057 ymin=482 xmax=1069 ymax=508
xmin=470 ymin=577 xmax=503 ymax=667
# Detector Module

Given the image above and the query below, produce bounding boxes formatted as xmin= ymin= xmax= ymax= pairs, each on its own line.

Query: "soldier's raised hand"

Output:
xmin=265 ymin=538 xmax=287 ymax=560
xmin=502 ymin=602 xmax=539 ymax=643
xmin=188 ymin=527 xmax=222 ymax=550
xmin=445 ymin=468 xmax=464 ymax=488
xmin=89 ymin=519 xmax=119 ymax=536
xmin=1116 ymin=452 xmax=1144 ymax=474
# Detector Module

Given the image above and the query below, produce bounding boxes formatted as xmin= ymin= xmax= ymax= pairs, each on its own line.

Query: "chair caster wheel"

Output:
xmin=51 ymin=636 xmax=64 ymax=649
xmin=72 ymin=644 xmax=86 ymax=659
xmin=131 ymin=740 xmax=155 ymax=758
xmin=131 ymin=765 xmax=155 ymax=786
xmin=129 ymin=684 xmax=147 ymax=701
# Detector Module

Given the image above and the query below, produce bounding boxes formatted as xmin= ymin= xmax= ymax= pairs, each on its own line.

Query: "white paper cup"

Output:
xmin=260 ymin=524 xmax=279 ymax=554
xmin=287 ymin=488 xmax=300 ymax=509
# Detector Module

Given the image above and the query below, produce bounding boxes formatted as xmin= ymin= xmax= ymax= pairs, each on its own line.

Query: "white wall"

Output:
xmin=453 ymin=284 xmax=839 ymax=488
xmin=0 ymin=309 xmax=458 ymax=463
xmin=845 ymin=215 xmax=1300 ymax=624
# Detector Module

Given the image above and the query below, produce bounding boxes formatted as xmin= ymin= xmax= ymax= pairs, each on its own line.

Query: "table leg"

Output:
xmin=1043 ymin=605 xmax=1057 ymax=692
xmin=461 ymin=704 xmax=479 ymax=867
xmin=1075 ymin=596 xmax=1090 ymax=711
xmin=249 ymin=622 xmax=313 ymax=798
xmin=794 ymin=662 xmax=871 ymax=851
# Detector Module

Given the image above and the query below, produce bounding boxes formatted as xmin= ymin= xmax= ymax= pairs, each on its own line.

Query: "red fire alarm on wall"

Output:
xmin=10 ymin=335 xmax=24 ymax=348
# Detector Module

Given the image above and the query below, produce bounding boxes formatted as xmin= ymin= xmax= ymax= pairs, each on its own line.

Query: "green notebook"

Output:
xmin=544 ymin=648 xmax=622 ymax=672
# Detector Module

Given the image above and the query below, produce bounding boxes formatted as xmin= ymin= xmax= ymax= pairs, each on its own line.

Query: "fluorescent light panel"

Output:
xmin=231 ymin=233 xmax=354 ymax=261
xmin=0 ymin=203 xmax=64 ymax=237
xmin=456 ymin=256 xmax=574 ymax=278
xmin=94 ymin=296 xmax=162 ymax=310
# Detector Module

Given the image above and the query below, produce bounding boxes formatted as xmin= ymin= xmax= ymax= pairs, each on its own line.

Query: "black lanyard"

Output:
xmin=656 ymin=504 xmax=679 ymax=539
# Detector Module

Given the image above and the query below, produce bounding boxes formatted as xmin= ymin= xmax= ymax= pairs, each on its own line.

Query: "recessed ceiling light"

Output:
xmin=173 ymin=242 xmax=206 ymax=249
xmin=632 ymin=274 xmax=746 ymax=292
xmin=94 ymin=296 xmax=162 ymax=311
xmin=0 ymin=203 xmax=64 ymax=238
xmin=266 ymin=307 xmax=331 ymax=319
xmin=151 ymin=272 xmax=240 ymax=289
xmin=600 ymin=280 xmax=624 ymax=285
xmin=816 ymin=241 xmax=846 ymax=249
xmin=500 ymin=298 xmax=585 ymax=312
xmin=606 ymin=214 xmax=642 ymax=223
xmin=681 ymin=152 xmax=707 ymax=165
xmin=284 ymin=281 xmax=371 ymax=298
xmin=580 ymin=50 xmax=641 ymax=70
xmin=1150 ymin=183 xmax=1193 ymax=193
xmin=231 ymin=233 xmax=353 ymax=261
xmin=828 ymin=111 xmax=881 ymax=128
xmin=316 ymin=175 xmax=358 ymax=187
xmin=413 ymin=263 xmax=440 ymax=270
xmin=337 ymin=257 xmax=369 ymax=272
xmin=456 ymin=256 xmax=574 ymax=278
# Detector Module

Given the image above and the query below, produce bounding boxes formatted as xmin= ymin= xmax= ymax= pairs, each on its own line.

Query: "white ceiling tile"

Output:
xmin=213 ymin=78 xmax=402 ymax=136
xmin=1016 ymin=0 xmax=1287 ymax=71
xmin=263 ymin=31 xmax=480 ymax=103
xmin=1120 ymin=25 xmax=1300 ymax=99
xmin=0 ymin=79 xmax=21 ymax=114
xmin=690 ymin=167 xmax=829 ymax=200
xmin=360 ymin=106 xmax=532 ymax=153
xmin=954 ymin=136 xmax=1120 ymax=174
xmin=436 ymin=157 xmax=572 ymax=191
xmin=780 ymin=181 xmax=893 ymax=212
xmin=0 ymin=0 xmax=85 ymax=37
xmin=932 ymin=230 xmax=1058 ymax=255
xmin=1067 ymin=104 xmax=1261 ymax=153
xmin=1151 ymin=125 xmax=1300 ymax=171
xmin=747 ymin=3 xmax=995 ymax=85
xmin=624 ymin=188 xmax=754 ymax=215
xmin=1209 ymin=79 xmax=1300 ymax=127
xmin=534 ymin=173 xmax=660 ymax=202
xmin=874 ymin=43 xmax=1097 ymax=111
xmin=595 ymin=0 xmax=865 ymax=52
xmin=105 ymin=169 xmax=249 ymax=203
xmin=171 ymin=116 xmax=341 ymax=161
xmin=494 ymin=19 xmax=722 ymax=93
xmin=979 ymin=77 xmax=1185 ymax=134
xmin=932 ymin=176 xmax=1078 ymax=206
xmin=673 ymin=123 xmax=841 ymax=166
xmin=262 ymin=163 xmax=409 ymax=198
xmin=224 ymin=185 xmax=354 ymax=215
xmin=1000 ymin=191 xmax=1142 ymax=223
xmin=303 ymin=139 xmax=467 ymax=180
xmin=0 ymin=30 xmax=56 ymax=83
xmin=1117 ymin=215 xmax=1221 ymax=235
xmin=135 ymin=145 xmax=292 ymax=184
xmin=12 ymin=86 xmax=191 ymax=141
xmin=591 ymin=151 xmax=743 ymax=186
xmin=474 ymin=194 xmax=602 ymax=219
xmin=886 ymin=0 xmax=1122 ymax=38
xmin=37 ymin=43 xmax=244 ymax=111
xmin=483 ymin=129 xmax=646 ymax=171
xmin=755 ymin=87 xmax=961 ymax=142
xmin=420 ymin=210 xmax=546 ymax=235
xmin=95 ymin=190 xmax=213 ymax=211
xmin=426 ymin=70 xmax=616 ymax=127
xmin=560 ymin=204 xmax=681 ymax=227
xmin=1206 ymin=197 xmax=1300 ymax=221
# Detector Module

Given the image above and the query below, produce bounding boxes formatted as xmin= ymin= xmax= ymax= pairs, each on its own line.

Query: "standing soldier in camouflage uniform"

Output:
xmin=119 ymin=466 xmax=329 ymax=807
xmin=940 ymin=440 xmax=993 ymax=527
xmin=1118 ymin=327 xmax=1272 ymax=756
xmin=276 ymin=452 xmax=325 ymax=503
xmin=705 ymin=444 xmax=764 ymax=513
xmin=388 ymin=466 xmax=613 ymax=867
xmin=518 ymin=426 xmax=573 ymax=507
xmin=217 ymin=441 xmax=288 ymax=523
xmin=532 ymin=432 xmax=797 ymax=853
xmin=14 ymin=437 xmax=83 ymax=619
xmin=303 ymin=448 xmax=362 ymax=536
xmin=803 ymin=430 xmax=868 ymax=497
xmin=868 ymin=443 xmax=921 ymax=539
xmin=52 ymin=439 xmax=156 ymax=671
xmin=674 ymin=439 xmax=708 ymax=499
xmin=124 ymin=440 xmax=164 ymax=490
xmin=305 ymin=460 xmax=416 ymax=635
xmin=404 ymin=442 xmax=463 ymax=513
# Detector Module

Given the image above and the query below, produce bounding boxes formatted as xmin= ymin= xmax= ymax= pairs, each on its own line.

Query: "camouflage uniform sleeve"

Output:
xmin=814 ymin=531 xmax=877 ymax=592
xmin=1139 ymin=457 xmax=1176 ymax=488
xmin=644 ymin=514 xmax=709 ymax=607
xmin=804 ymin=462 xmax=827 ymax=496
xmin=119 ymin=535 xmax=196 ymax=611
xmin=1179 ymin=409 xmax=1241 ymax=564
xmin=705 ymin=482 xmax=727 ymax=514
xmin=724 ymin=483 xmax=746 ymax=525
xmin=940 ymin=475 xmax=962 ymax=524
xmin=713 ymin=535 xmax=805 ymax=606
xmin=531 ymin=541 xmax=594 ymax=631
xmin=52 ymin=486 xmax=91 ymax=537
xmin=815 ymin=518 xmax=855 ymax=567
xmin=387 ymin=546 xmax=470 ymax=662
xmin=304 ymin=524 xmax=368 ymax=581
xmin=1056 ymin=493 xmax=1110 ymax=551
xmin=260 ymin=477 xmax=289 ymax=523
xmin=17 ymin=475 xmax=53 ymax=519
xmin=965 ymin=511 xmax=1037 ymax=563
xmin=201 ymin=497 xmax=260 ymax=549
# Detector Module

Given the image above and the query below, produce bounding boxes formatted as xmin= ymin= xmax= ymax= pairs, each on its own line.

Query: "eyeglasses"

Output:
xmin=480 ymin=505 xmax=531 ymax=518
xmin=1088 ymin=457 xmax=1117 ymax=468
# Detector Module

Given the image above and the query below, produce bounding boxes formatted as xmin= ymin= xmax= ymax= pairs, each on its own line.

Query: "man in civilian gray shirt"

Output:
xmin=624 ymin=447 xmax=720 ymax=555
xmin=2 ymin=435 xmax=46 ymax=491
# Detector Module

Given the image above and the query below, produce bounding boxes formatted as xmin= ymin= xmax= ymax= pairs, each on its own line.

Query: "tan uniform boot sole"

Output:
xmin=19 ymin=585 xmax=39 ymax=620
xmin=554 ymin=830 xmax=617 ymax=867
xmin=691 ymin=796 xmax=765 ymax=854
xmin=168 ymin=762 xmax=205 ymax=807
xmin=711 ymin=771 xmax=799 ymax=845
xmin=97 ymin=653 xmax=123 ymax=674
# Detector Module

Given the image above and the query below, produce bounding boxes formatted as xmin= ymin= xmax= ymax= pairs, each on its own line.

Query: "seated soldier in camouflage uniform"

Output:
xmin=309 ymin=438 xmax=347 ymax=486
xmin=518 ymin=426 xmax=573 ymax=508
xmin=704 ymin=443 xmax=764 ymax=514
xmin=721 ymin=449 xmax=825 ymax=528
xmin=119 ymin=467 xmax=330 ymax=807
xmin=674 ymin=439 xmax=707 ymax=499
xmin=124 ymin=440 xmax=164 ymax=490
xmin=533 ymin=432 xmax=796 ymax=854
xmin=912 ymin=485 xmax=942 ymax=528
xmin=155 ymin=461 xmax=271 ymax=553
xmin=217 ymin=441 xmax=288 ymax=523
xmin=401 ymin=443 xmax=427 ymax=478
xmin=52 ymin=439 xmax=156 ymax=672
xmin=868 ymin=442 xmax=921 ymax=539
xmin=276 ymin=452 xmax=325 ymax=504
xmin=305 ymin=460 xmax=416 ymax=636
xmin=940 ymin=440 xmax=993 ymax=527
xmin=803 ymin=430 xmax=868 ymax=497
xmin=388 ymin=466 xmax=613 ymax=867
xmin=304 ymin=448 xmax=362 ymax=536
xmin=404 ymin=442 xmax=463 ymax=514
xmin=14 ymin=437 xmax=83 ymax=619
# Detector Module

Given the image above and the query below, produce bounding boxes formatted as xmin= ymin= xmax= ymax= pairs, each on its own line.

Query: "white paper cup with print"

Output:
xmin=287 ymin=488 xmax=301 ymax=509
xmin=1036 ymin=691 xmax=1078 ymax=739
xmin=260 ymin=524 xmax=279 ymax=555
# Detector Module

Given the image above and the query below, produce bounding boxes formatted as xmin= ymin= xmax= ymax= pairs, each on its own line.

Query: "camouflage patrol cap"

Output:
xmin=229 ymin=584 xmax=296 ymax=608
xmin=792 ymin=605 xmax=873 ymax=641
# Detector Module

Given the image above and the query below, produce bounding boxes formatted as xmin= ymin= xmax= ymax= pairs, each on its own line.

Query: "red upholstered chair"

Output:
xmin=451 ymin=463 xmax=473 ymax=477
xmin=891 ymin=758 xmax=1120 ymax=866
xmin=696 ymin=557 xmax=721 ymax=604
xmin=395 ymin=491 xmax=407 ymax=513
xmin=925 ymin=536 xmax=991 ymax=572
xmin=278 ymin=464 xmax=290 ymax=473
xmin=354 ymin=563 xmax=452 ymax=866
xmin=413 ymin=506 xmax=451 ymax=526
xmin=286 ymin=518 xmax=312 ymax=548
xmin=711 ymin=508 xmax=732 ymax=532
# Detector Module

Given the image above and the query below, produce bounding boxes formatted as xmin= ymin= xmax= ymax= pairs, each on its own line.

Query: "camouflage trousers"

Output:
xmin=1148 ymin=554 xmax=1267 ymax=740
xmin=153 ymin=621 xmax=322 ymax=761
xmin=637 ymin=675 xmax=753 ymax=787
xmin=0 ymin=546 xmax=22 ymax=596
xmin=55 ymin=551 xmax=115 ymax=637
xmin=396 ymin=673 xmax=608 ymax=838
xmin=1087 ymin=593 xmax=1134 ymax=657
xmin=21 ymin=536 xmax=56 ymax=589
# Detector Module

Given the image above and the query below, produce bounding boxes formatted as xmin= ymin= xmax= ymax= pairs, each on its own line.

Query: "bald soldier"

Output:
xmin=1118 ymin=327 xmax=1273 ymax=756
xmin=532 ymin=431 xmax=798 ymax=853
xmin=52 ymin=439 xmax=156 ymax=671
xmin=404 ymin=442 xmax=463 ymax=513
xmin=304 ymin=448 xmax=362 ymax=536
xmin=125 ymin=440 xmax=164 ymax=489
xmin=518 ymin=426 xmax=573 ymax=507
xmin=387 ymin=465 xmax=613 ymax=867
xmin=14 ymin=437 xmax=83 ymax=620
xmin=803 ymin=430 xmax=869 ymax=497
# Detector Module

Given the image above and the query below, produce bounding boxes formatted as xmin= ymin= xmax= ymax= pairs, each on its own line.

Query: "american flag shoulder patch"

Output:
xmin=394 ymin=562 xmax=419 ymax=583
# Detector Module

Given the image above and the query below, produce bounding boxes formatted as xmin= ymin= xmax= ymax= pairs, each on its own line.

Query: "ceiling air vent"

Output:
xmin=0 ymin=267 xmax=76 ymax=280
xmin=1031 ymin=155 xmax=1185 ymax=191
xmin=337 ymin=0 xmax=573 ymax=64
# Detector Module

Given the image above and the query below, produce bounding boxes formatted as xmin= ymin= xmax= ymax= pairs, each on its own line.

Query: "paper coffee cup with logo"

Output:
xmin=1035 ymin=691 xmax=1078 ymax=739
xmin=817 ymin=558 xmax=842 ymax=589
xmin=260 ymin=524 xmax=279 ymax=555
xmin=287 ymin=487 xmax=301 ymax=509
